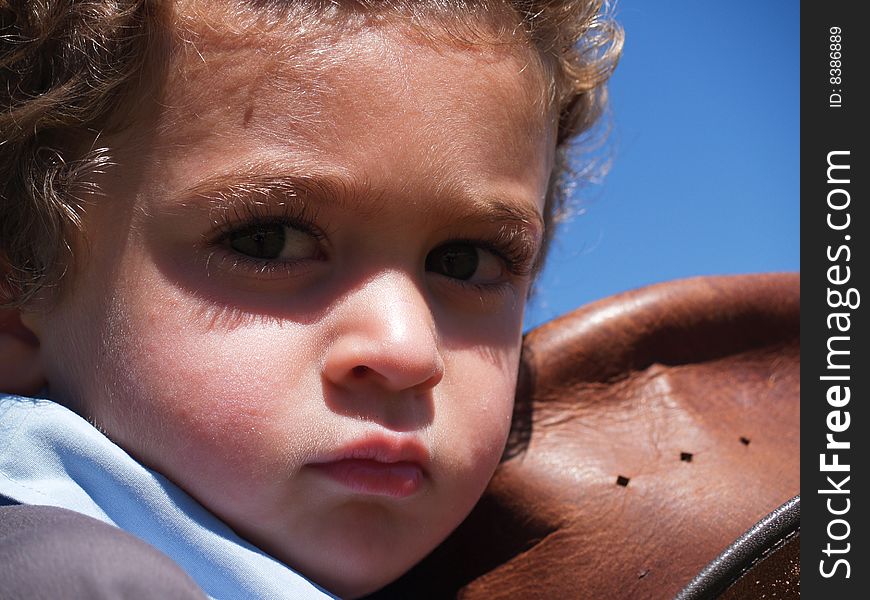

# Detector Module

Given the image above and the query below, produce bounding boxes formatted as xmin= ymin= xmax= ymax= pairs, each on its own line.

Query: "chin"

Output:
xmin=327 ymin=578 xmax=389 ymax=600
xmin=295 ymin=519 xmax=436 ymax=599
xmin=307 ymin=558 xmax=411 ymax=600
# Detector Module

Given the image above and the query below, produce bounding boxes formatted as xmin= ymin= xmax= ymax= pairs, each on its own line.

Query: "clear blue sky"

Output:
xmin=525 ymin=0 xmax=800 ymax=330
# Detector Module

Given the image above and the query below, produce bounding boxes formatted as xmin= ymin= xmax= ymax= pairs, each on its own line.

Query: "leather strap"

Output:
xmin=676 ymin=496 xmax=800 ymax=599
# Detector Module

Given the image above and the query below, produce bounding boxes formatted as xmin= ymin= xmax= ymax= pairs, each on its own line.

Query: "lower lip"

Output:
xmin=308 ymin=459 xmax=424 ymax=498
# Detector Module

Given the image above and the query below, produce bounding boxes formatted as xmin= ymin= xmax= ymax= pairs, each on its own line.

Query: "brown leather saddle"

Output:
xmin=370 ymin=273 xmax=800 ymax=599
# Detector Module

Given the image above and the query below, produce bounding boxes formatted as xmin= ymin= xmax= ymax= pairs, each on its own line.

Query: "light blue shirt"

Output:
xmin=0 ymin=393 xmax=337 ymax=600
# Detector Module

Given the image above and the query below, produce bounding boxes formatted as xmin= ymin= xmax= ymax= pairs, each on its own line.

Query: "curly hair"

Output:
xmin=0 ymin=0 xmax=622 ymax=305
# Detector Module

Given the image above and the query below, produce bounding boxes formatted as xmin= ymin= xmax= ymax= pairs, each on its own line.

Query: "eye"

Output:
xmin=425 ymin=242 xmax=505 ymax=283
xmin=227 ymin=222 xmax=320 ymax=261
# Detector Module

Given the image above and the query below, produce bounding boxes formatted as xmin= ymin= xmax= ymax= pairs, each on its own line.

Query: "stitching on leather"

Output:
xmin=724 ymin=527 xmax=800 ymax=588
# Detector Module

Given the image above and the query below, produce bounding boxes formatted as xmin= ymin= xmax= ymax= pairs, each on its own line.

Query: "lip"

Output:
xmin=307 ymin=436 xmax=429 ymax=499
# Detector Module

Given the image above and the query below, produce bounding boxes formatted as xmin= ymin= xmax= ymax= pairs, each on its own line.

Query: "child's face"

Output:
xmin=28 ymin=10 xmax=553 ymax=598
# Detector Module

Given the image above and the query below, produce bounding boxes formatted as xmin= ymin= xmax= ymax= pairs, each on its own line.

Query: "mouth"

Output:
xmin=306 ymin=436 xmax=429 ymax=499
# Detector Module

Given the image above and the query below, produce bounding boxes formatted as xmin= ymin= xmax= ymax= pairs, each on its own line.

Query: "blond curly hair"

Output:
xmin=0 ymin=0 xmax=622 ymax=305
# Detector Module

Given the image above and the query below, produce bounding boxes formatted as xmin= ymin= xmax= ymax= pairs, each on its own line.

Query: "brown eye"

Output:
xmin=227 ymin=223 xmax=320 ymax=261
xmin=229 ymin=223 xmax=286 ymax=259
xmin=426 ymin=242 xmax=505 ymax=284
xmin=426 ymin=243 xmax=478 ymax=280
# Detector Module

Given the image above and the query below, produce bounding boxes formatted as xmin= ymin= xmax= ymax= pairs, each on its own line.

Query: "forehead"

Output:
xmin=158 ymin=2 xmax=554 ymax=163
xmin=101 ymin=0 xmax=558 ymax=243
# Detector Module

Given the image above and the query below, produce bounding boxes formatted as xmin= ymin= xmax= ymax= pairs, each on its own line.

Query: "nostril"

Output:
xmin=352 ymin=366 xmax=369 ymax=378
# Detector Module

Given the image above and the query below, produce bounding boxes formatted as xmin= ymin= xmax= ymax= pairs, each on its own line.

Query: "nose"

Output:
xmin=323 ymin=273 xmax=444 ymax=393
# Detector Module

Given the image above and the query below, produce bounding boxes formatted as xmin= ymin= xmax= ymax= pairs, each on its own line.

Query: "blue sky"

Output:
xmin=524 ymin=0 xmax=800 ymax=330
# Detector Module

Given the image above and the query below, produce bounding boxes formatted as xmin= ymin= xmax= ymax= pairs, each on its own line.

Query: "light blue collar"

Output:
xmin=0 ymin=394 xmax=336 ymax=599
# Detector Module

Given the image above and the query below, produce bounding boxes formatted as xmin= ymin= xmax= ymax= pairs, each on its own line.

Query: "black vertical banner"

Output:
xmin=801 ymin=1 xmax=869 ymax=597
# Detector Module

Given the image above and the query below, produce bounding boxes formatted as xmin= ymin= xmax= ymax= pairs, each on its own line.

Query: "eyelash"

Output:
xmin=475 ymin=232 xmax=537 ymax=278
xmin=205 ymin=203 xmax=535 ymax=290
xmin=450 ymin=239 xmax=534 ymax=296
xmin=206 ymin=202 xmax=326 ymax=276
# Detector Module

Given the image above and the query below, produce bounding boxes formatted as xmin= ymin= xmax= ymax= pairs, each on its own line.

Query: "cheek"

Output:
xmin=92 ymin=285 xmax=323 ymax=488
xmin=439 ymin=342 xmax=519 ymax=486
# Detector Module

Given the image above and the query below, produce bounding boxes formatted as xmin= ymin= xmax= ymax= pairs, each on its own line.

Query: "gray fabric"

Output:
xmin=0 ymin=504 xmax=208 ymax=600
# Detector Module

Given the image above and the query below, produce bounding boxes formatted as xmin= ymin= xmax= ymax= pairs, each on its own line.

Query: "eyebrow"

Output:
xmin=176 ymin=168 xmax=543 ymax=228
xmin=175 ymin=169 xmax=369 ymax=218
